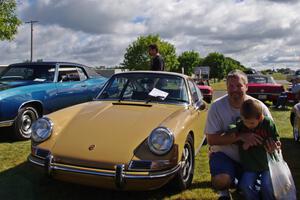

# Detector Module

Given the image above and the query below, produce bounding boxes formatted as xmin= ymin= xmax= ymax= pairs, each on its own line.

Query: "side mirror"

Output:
xmin=195 ymin=101 xmax=206 ymax=111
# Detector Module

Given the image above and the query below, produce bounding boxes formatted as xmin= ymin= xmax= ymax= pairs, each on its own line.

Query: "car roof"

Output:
xmin=9 ymin=61 xmax=87 ymax=67
xmin=114 ymin=71 xmax=190 ymax=79
xmin=8 ymin=62 xmax=100 ymax=77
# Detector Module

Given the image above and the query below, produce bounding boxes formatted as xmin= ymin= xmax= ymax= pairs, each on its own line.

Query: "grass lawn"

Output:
xmin=0 ymin=106 xmax=299 ymax=200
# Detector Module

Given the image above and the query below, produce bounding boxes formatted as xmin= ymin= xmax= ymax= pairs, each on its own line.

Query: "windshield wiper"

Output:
xmin=145 ymin=95 xmax=165 ymax=103
xmin=118 ymin=79 xmax=130 ymax=102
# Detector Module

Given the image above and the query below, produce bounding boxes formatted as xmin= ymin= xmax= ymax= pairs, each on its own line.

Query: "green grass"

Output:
xmin=210 ymin=80 xmax=226 ymax=91
xmin=270 ymin=72 xmax=287 ymax=80
xmin=0 ymin=108 xmax=299 ymax=200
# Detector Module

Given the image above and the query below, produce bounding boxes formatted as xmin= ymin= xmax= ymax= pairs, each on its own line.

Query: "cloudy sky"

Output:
xmin=1 ymin=0 xmax=300 ymax=70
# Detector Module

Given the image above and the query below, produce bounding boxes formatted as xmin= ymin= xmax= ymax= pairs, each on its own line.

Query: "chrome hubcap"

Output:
xmin=20 ymin=109 xmax=36 ymax=136
xmin=22 ymin=115 xmax=32 ymax=131
xmin=182 ymin=144 xmax=192 ymax=182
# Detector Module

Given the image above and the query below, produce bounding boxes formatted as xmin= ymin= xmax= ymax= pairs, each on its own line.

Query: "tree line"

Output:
xmin=122 ymin=35 xmax=246 ymax=81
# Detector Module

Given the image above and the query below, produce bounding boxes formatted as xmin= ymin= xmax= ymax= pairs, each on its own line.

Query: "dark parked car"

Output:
xmin=0 ymin=62 xmax=107 ymax=140
xmin=246 ymin=74 xmax=284 ymax=105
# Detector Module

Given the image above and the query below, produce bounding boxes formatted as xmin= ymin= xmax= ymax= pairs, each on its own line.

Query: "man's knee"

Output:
xmin=211 ymin=174 xmax=232 ymax=190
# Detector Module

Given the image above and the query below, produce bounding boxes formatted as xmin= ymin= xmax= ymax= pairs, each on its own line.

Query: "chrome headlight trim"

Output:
xmin=147 ymin=127 xmax=174 ymax=156
xmin=31 ymin=117 xmax=53 ymax=143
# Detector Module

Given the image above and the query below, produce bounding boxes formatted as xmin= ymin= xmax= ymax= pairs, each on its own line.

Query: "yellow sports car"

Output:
xmin=28 ymin=71 xmax=207 ymax=191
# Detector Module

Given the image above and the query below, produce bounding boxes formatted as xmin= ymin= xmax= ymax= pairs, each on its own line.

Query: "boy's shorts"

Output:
xmin=209 ymin=151 xmax=242 ymax=182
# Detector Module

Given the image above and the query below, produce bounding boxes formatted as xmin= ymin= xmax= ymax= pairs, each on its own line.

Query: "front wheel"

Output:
xmin=13 ymin=106 xmax=39 ymax=140
xmin=173 ymin=135 xmax=195 ymax=191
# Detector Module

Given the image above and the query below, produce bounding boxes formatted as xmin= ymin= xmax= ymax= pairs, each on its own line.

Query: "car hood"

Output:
xmin=50 ymin=101 xmax=184 ymax=169
xmin=0 ymin=80 xmax=41 ymax=91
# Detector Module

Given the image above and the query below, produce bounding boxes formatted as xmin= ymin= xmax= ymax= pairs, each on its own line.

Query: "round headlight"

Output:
xmin=148 ymin=127 xmax=174 ymax=155
xmin=31 ymin=117 xmax=53 ymax=143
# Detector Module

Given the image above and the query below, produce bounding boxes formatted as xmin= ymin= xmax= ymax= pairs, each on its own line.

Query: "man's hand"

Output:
xmin=265 ymin=138 xmax=281 ymax=153
xmin=238 ymin=132 xmax=263 ymax=147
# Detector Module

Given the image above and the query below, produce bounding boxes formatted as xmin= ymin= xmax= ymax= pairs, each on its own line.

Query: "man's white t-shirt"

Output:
xmin=204 ymin=94 xmax=272 ymax=163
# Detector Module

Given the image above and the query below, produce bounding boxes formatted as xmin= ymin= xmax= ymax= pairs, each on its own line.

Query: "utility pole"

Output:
xmin=25 ymin=20 xmax=38 ymax=62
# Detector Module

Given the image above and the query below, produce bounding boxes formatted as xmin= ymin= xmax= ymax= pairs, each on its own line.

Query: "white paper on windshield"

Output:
xmin=148 ymin=88 xmax=169 ymax=100
xmin=33 ymin=78 xmax=46 ymax=82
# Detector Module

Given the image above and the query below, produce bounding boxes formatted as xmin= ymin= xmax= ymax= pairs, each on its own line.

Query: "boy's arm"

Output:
xmin=264 ymin=118 xmax=281 ymax=153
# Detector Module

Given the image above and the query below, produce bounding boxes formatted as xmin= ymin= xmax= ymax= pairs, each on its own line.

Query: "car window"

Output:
xmin=58 ymin=66 xmax=81 ymax=82
xmin=248 ymin=76 xmax=267 ymax=84
xmin=77 ymin=67 xmax=87 ymax=81
xmin=0 ymin=65 xmax=55 ymax=82
xmin=188 ymin=80 xmax=199 ymax=103
xmin=98 ymin=73 xmax=189 ymax=104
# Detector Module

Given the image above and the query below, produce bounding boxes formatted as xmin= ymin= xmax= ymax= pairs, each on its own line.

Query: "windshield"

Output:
xmin=247 ymin=76 xmax=275 ymax=84
xmin=97 ymin=73 xmax=189 ymax=104
xmin=0 ymin=65 xmax=56 ymax=82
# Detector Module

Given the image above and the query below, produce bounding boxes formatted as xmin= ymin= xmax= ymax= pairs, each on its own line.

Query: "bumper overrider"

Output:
xmin=28 ymin=154 xmax=182 ymax=190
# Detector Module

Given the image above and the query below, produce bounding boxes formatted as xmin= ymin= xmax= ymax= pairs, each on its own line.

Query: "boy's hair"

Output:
xmin=149 ymin=44 xmax=159 ymax=52
xmin=241 ymin=99 xmax=263 ymax=120
xmin=226 ymin=69 xmax=248 ymax=85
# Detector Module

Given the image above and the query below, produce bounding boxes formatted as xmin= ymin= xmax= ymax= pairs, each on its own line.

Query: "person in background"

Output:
xmin=228 ymin=99 xmax=279 ymax=200
xmin=148 ymin=44 xmax=165 ymax=71
xmin=204 ymin=69 xmax=279 ymax=200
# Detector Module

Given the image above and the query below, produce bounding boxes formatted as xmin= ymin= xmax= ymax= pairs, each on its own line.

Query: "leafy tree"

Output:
xmin=122 ymin=34 xmax=178 ymax=71
xmin=224 ymin=57 xmax=246 ymax=75
xmin=0 ymin=0 xmax=21 ymax=41
xmin=201 ymin=52 xmax=226 ymax=81
xmin=177 ymin=51 xmax=202 ymax=75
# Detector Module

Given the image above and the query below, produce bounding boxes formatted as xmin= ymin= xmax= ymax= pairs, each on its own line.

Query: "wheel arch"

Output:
xmin=18 ymin=100 xmax=43 ymax=117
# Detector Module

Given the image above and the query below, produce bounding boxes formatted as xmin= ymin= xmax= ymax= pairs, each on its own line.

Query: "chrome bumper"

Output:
xmin=28 ymin=154 xmax=181 ymax=188
xmin=0 ymin=119 xmax=14 ymax=128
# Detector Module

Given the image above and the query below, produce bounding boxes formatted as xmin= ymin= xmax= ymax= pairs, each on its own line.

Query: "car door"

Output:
xmin=54 ymin=65 xmax=90 ymax=110
xmin=187 ymin=79 xmax=207 ymax=151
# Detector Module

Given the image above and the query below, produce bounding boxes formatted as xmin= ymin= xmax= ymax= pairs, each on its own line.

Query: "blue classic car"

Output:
xmin=0 ymin=62 xmax=107 ymax=140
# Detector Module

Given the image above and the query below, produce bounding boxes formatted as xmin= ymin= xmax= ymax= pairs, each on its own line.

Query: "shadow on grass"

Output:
xmin=0 ymin=161 xmax=183 ymax=200
xmin=0 ymin=127 xmax=15 ymax=143
xmin=280 ymin=138 xmax=300 ymax=199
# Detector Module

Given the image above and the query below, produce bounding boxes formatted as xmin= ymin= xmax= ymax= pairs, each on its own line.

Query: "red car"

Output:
xmin=246 ymin=74 xmax=285 ymax=105
xmin=196 ymin=80 xmax=213 ymax=103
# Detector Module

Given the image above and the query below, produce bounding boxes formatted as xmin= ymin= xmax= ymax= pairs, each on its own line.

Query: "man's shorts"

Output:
xmin=209 ymin=151 xmax=242 ymax=181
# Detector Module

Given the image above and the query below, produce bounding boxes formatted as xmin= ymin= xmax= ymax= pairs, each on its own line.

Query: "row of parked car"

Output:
xmin=1 ymin=62 xmax=298 ymax=191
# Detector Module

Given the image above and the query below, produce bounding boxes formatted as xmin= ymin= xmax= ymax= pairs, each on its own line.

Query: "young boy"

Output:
xmin=228 ymin=99 xmax=279 ymax=200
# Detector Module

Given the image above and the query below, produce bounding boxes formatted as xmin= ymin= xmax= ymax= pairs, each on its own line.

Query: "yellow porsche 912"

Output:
xmin=28 ymin=71 xmax=207 ymax=191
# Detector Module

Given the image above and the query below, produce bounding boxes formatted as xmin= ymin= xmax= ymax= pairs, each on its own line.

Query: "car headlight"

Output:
xmin=147 ymin=127 xmax=174 ymax=155
xmin=31 ymin=117 xmax=53 ymax=143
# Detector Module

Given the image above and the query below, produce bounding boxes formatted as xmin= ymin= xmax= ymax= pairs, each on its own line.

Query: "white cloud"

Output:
xmin=1 ymin=0 xmax=300 ymax=70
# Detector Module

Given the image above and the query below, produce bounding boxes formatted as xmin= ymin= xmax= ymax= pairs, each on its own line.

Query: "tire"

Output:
xmin=13 ymin=106 xmax=39 ymax=140
xmin=173 ymin=135 xmax=195 ymax=191
xmin=293 ymin=115 xmax=300 ymax=142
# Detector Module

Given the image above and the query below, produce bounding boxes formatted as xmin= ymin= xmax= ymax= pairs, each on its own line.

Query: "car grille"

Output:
xmin=129 ymin=160 xmax=152 ymax=170
xmin=36 ymin=148 xmax=50 ymax=159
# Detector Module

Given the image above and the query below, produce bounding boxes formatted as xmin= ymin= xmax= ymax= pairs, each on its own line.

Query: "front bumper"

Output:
xmin=0 ymin=119 xmax=14 ymax=128
xmin=28 ymin=154 xmax=181 ymax=190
